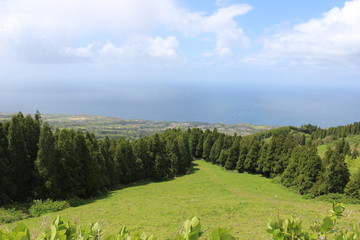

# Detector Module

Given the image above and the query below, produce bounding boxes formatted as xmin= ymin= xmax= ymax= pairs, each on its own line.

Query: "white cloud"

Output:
xmin=170 ymin=4 xmax=252 ymax=57
xmin=263 ymin=0 xmax=360 ymax=66
xmin=63 ymin=36 xmax=179 ymax=61
xmin=0 ymin=0 xmax=251 ymax=63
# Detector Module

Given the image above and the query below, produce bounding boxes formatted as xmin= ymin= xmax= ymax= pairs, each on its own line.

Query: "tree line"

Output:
xmin=1 ymin=113 xmax=359 ymax=205
xmin=188 ymin=125 xmax=360 ymax=199
xmin=0 ymin=113 xmax=192 ymax=205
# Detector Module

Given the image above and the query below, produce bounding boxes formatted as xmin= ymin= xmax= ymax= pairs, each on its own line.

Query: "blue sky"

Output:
xmin=0 ymin=0 xmax=359 ymax=110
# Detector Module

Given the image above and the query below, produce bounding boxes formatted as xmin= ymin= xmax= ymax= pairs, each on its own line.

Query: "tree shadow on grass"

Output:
xmin=74 ymin=161 xmax=201 ymax=205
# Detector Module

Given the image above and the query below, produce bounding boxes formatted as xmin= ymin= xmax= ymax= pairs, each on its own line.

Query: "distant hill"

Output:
xmin=0 ymin=113 xmax=279 ymax=139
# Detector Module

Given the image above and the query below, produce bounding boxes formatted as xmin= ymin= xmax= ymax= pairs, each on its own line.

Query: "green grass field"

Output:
xmin=3 ymin=161 xmax=360 ymax=239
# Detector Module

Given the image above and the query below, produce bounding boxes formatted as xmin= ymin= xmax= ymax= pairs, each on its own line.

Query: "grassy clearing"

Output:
xmin=2 ymin=161 xmax=360 ymax=240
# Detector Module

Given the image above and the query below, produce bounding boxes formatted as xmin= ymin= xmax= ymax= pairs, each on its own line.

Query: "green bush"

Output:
xmin=313 ymin=193 xmax=360 ymax=204
xmin=0 ymin=208 xmax=28 ymax=223
xmin=67 ymin=196 xmax=86 ymax=207
xmin=267 ymin=203 xmax=360 ymax=240
xmin=28 ymin=199 xmax=71 ymax=217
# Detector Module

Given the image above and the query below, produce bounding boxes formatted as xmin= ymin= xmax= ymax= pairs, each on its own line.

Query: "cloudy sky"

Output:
xmin=0 ymin=0 xmax=360 ymax=122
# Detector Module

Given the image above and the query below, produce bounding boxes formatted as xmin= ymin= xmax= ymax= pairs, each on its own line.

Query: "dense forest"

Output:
xmin=0 ymin=112 xmax=360 ymax=206
xmin=0 ymin=112 xmax=192 ymax=204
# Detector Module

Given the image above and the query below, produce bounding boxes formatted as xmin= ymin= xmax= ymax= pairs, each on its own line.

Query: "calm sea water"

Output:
xmin=1 ymin=83 xmax=359 ymax=127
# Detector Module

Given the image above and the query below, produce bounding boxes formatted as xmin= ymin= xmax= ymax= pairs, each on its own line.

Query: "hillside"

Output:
xmin=317 ymin=135 xmax=360 ymax=175
xmin=0 ymin=113 xmax=278 ymax=139
xmin=6 ymin=160 xmax=360 ymax=240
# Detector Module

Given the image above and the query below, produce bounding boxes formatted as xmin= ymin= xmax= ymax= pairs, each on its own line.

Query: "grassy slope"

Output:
xmin=3 ymin=161 xmax=360 ymax=239
xmin=0 ymin=113 xmax=278 ymax=139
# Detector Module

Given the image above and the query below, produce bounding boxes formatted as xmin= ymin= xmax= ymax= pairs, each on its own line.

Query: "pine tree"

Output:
xmin=225 ymin=138 xmax=240 ymax=170
xmin=99 ymin=137 xmax=116 ymax=186
xmin=133 ymin=138 xmax=151 ymax=179
xmin=0 ymin=123 xmax=11 ymax=204
xmin=217 ymin=150 xmax=229 ymax=168
xmin=151 ymin=134 xmax=169 ymax=180
xmin=195 ymin=134 xmax=204 ymax=158
xmin=114 ymin=139 xmax=137 ymax=184
xmin=244 ymin=137 xmax=260 ymax=173
xmin=281 ymin=145 xmax=322 ymax=194
xmin=85 ymin=132 xmax=105 ymax=196
xmin=189 ymin=128 xmax=202 ymax=158
xmin=56 ymin=129 xmax=85 ymax=197
xmin=236 ymin=143 xmax=248 ymax=173
xmin=35 ymin=122 xmax=59 ymax=198
xmin=209 ymin=135 xmax=224 ymax=164
xmin=344 ymin=167 xmax=360 ymax=199
xmin=256 ymin=142 xmax=270 ymax=175
xmin=7 ymin=114 xmax=32 ymax=201
xmin=202 ymin=130 xmax=214 ymax=160
xmin=177 ymin=134 xmax=192 ymax=174
xmin=319 ymin=144 xmax=350 ymax=194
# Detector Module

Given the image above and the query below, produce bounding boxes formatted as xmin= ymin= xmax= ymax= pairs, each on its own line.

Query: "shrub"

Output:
xmin=313 ymin=193 xmax=360 ymax=204
xmin=0 ymin=208 xmax=28 ymax=223
xmin=28 ymin=199 xmax=71 ymax=217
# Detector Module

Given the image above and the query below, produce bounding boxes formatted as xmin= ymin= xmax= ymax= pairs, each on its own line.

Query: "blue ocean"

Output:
xmin=2 ymin=83 xmax=359 ymax=127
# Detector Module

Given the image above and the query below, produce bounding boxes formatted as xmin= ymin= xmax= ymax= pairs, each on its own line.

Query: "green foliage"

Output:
xmin=175 ymin=217 xmax=202 ymax=240
xmin=208 ymin=228 xmax=236 ymax=240
xmin=311 ymin=193 xmax=360 ymax=205
xmin=0 ymin=208 xmax=28 ymax=223
xmin=0 ymin=216 xmax=237 ymax=240
xmin=2 ymin=205 xmax=359 ymax=240
xmin=267 ymin=203 xmax=360 ymax=240
xmin=28 ymin=199 xmax=71 ymax=217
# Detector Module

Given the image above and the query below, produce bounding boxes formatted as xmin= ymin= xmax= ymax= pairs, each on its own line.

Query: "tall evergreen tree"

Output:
xmin=35 ymin=122 xmax=59 ymax=198
xmin=0 ymin=123 xmax=11 ymax=204
xmin=281 ymin=144 xmax=322 ymax=194
xmin=256 ymin=142 xmax=270 ymax=175
xmin=209 ymin=135 xmax=224 ymax=164
xmin=99 ymin=137 xmax=116 ymax=187
xmin=236 ymin=142 xmax=248 ymax=173
xmin=225 ymin=138 xmax=240 ymax=170
xmin=150 ymin=134 xmax=169 ymax=180
xmin=345 ymin=167 xmax=360 ymax=199
xmin=318 ymin=143 xmax=350 ymax=194
xmin=244 ymin=137 xmax=260 ymax=173
xmin=7 ymin=114 xmax=32 ymax=201
xmin=202 ymin=130 xmax=214 ymax=160
xmin=114 ymin=139 xmax=136 ymax=184
xmin=177 ymin=134 xmax=192 ymax=174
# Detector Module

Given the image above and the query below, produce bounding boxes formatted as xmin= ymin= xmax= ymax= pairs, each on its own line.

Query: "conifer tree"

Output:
xmin=202 ymin=130 xmax=214 ymax=160
xmin=217 ymin=149 xmax=229 ymax=167
xmin=114 ymin=139 xmax=137 ymax=184
xmin=236 ymin=142 xmax=248 ymax=173
xmin=0 ymin=123 xmax=11 ymax=204
xmin=281 ymin=144 xmax=322 ymax=194
xmin=151 ymin=134 xmax=169 ymax=179
xmin=319 ymin=143 xmax=350 ymax=194
xmin=225 ymin=138 xmax=240 ymax=170
xmin=195 ymin=134 xmax=204 ymax=158
xmin=99 ymin=137 xmax=116 ymax=186
xmin=7 ymin=114 xmax=32 ymax=201
xmin=209 ymin=135 xmax=224 ymax=164
xmin=345 ymin=167 xmax=360 ymax=199
xmin=35 ymin=122 xmax=59 ymax=198
xmin=244 ymin=137 xmax=260 ymax=173
xmin=177 ymin=134 xmax=192 ymax=174
xmin=256 ymin=142 xmax=270 ymax=175
xmin=133 ymin=138 xmax=151 ymax=179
